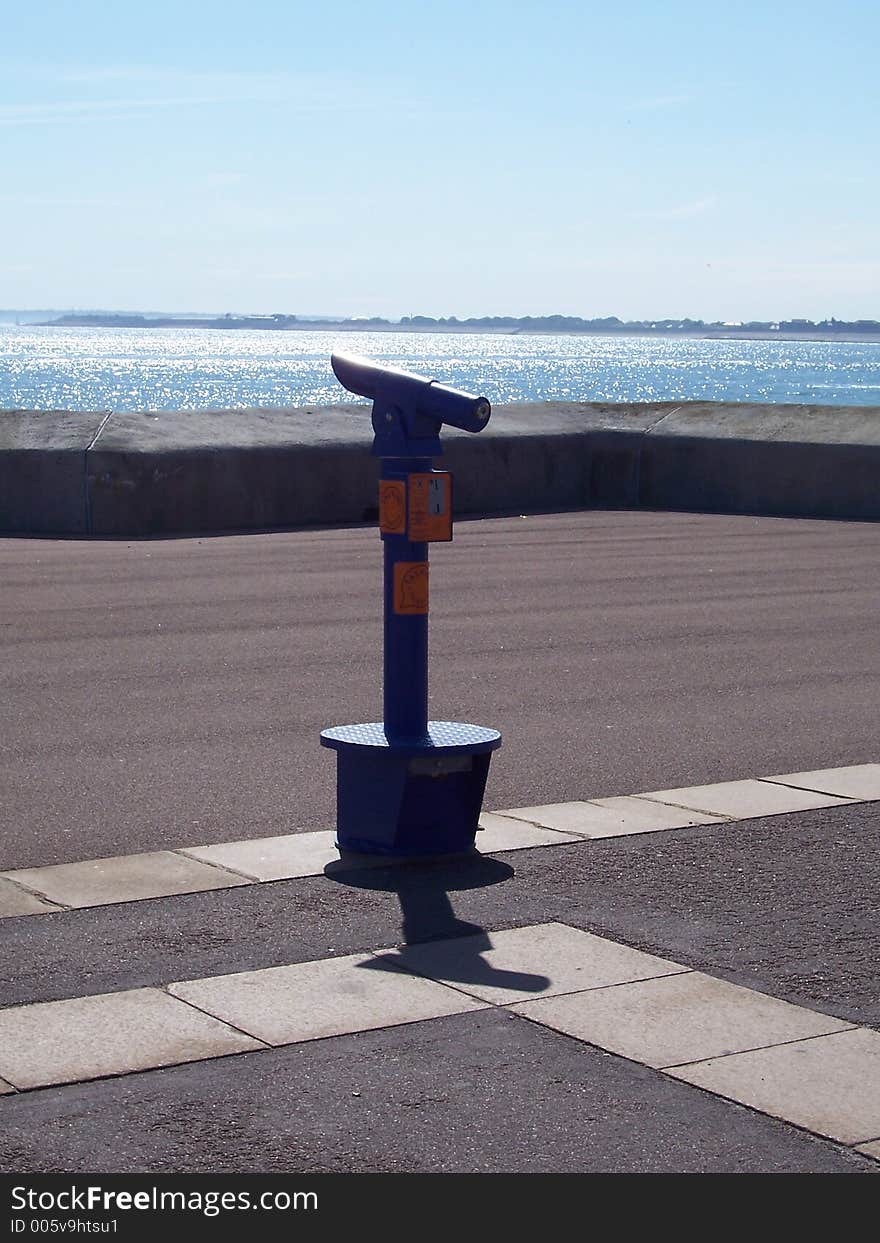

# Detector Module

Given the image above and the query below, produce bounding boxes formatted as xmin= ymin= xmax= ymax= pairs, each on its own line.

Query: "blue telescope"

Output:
xmin=321 ymin=354 xmax=501 ymax=856
xmin=331 ymin=353 xmax=491 ymax=457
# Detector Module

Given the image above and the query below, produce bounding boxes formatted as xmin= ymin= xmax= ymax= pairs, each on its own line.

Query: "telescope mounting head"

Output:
xmin=331 ymin=352 xmax=491 ymax=459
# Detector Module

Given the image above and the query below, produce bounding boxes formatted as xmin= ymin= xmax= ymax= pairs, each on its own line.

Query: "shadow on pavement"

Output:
xmin=324 ymin=851 xmax=550 ymax=996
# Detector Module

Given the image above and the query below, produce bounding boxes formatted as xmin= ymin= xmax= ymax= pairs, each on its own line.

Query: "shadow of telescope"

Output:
xmin=324 ymin=853 xmax=550 ymax=996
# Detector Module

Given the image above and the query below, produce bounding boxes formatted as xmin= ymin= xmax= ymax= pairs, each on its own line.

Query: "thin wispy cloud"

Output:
xmin=201 ymin=173 xmax=245 ymax=189
xmin=0 ymin=66 xmax=385 ymax=127
xmin=60 ymin=66 xmax=213 ymax=84
xmin=56 ymin=66 xmax=352 ymax=100
xmin=0 ymin=193 xmax=126 ymax=207
xmin=754 ymin=260 xmax=880 ymax=278
xmin=630 ymin=196 xmax=717 ymax=221
xmin=627 ymin=92 xmax=694 ymax=111
xmin=0 ymin=97 xmax=239 ymax=125
xmin=254 ymin=270 xmax=315 ymax=281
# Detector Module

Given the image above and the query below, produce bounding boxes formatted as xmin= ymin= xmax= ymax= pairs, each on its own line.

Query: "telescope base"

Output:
xmin=320 ymin=721 xmax=502 ymax=857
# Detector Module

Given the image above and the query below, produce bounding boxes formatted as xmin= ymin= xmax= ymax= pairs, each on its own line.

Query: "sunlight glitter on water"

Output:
xmin=1 ymin=325 xmax=878 ymax=411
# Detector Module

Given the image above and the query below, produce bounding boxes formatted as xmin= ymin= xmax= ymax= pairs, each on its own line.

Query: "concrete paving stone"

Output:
xmin=1 ymin=1007 xmax=871 ymax=1174
xmin=1 ymin=851 xmax=249 ymax=909
xmin=0 ymin=1077 xmax=15 ymax=1094
xmin=497 ymin=799 xmax=728 ymax=837
xmin=632 ymin=779 xmax=853 ymax=820
xmin=0 ymin=988 xmax=265 ymax=1090
xmin=180 ymin=831 xmax=339 ymax=881
xmin=666 ymin=1027 xmax=880 ymax=1145
xmin=497 ymin=801 xmax=615 ymax=833
xmin=185 ymin=818 xmax=581 ymax=877
xmin=0 ymin=877 xmax=62 ymax=917
xmin=4 ymin=801 xmax=876 ymax=1022
xmin=585 ymin=797 xmax=731 ymax=835
xmin=382 ymin=922 xmax=687 ymax=1005
xmin=765 ymin=764 xmax=880 ymax=802
xmin=477 ymin=812 xmax=582 ymax=851
xmin=169 ymin=951 xmax=488 ymax=1046
xmin=512 ymin=971 xmax=853 ymax=1068
xmin=855 ymin=1140 xmax=880 ymax=1161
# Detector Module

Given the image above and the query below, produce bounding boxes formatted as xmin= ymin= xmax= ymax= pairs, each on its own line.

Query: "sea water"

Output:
xmin=1 ymin=324 xmax=878 ymax=412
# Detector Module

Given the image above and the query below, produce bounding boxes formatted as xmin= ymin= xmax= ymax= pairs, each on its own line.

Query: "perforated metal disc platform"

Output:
xmin=320 ymin=720 xmax=501 ymax=755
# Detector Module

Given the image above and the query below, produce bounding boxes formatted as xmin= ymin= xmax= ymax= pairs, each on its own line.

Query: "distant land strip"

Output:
xmin=35 ymin=312 xmax=880 ymax=342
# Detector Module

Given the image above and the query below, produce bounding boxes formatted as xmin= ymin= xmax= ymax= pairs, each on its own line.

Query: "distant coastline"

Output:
xmin=35 ymin=312 xmax=880 ymax=344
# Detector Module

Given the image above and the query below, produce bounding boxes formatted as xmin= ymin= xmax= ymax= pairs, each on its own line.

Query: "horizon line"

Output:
xmin=3 ymin=309 xmax=878 ymax=328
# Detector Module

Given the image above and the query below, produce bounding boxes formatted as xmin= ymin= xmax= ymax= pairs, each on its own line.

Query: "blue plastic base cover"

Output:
xmin=320 ymin=721 xmax=502 ymax=856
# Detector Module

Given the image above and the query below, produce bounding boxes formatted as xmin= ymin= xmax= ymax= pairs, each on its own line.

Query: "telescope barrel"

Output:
xmin=331 ymin=353 xmax=491 ymax=434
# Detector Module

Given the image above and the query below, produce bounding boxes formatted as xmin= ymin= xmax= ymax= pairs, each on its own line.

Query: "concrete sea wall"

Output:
xmin=1 ymin=401 xmax=878 ymax=536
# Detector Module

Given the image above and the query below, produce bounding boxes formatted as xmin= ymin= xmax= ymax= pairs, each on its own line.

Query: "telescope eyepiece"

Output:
xmin=330 ymin=352 xmax=381 ymax=401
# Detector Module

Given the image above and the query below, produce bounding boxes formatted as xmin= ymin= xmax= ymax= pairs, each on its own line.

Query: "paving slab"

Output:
xmin=477 ymin=812 xmax=581 ymax=851
xmin=501 ymin=797 xmax=729 ymax=838
xmin=383 ymin=922 xmax=686 ymax=1005
xmin=0 ymin=1077 xmax=15 ymax=1095
xmin=633 ymin=779 xmax=853 ymax=819
xmin=587 ymin=796 xmax=732 ymax=835
xmin=855 ymin=1140 xmax=880 ymax=1161
xmin=169 ymin=951 xmax=487 ymax=1046
xmin=512 ymin=971 xmax=853 ymax=1068
xmin=496 ymin=801 xmax=615 ymax=833
xmin=2 ymin=804 xmax=877 ymax=1023
xmin=0 ymin=1008 xmax=871 ymax=1174
xmin=667 ymin=1027 xmax=880 ymax=1145
xmin=766 ymin=764 xmax=880 ymax=801
xmin=185 ymin=831 xmax=500 ymax=882
xmin=0 ymin=988 xmax=265 ymax=1090
xmin=0 ymin=876 xmax=62 ymax=917
xmin=180 ymin=831 xmax=339 ymax=881
xmin=2 ymin=851 xmax=249 ymax=908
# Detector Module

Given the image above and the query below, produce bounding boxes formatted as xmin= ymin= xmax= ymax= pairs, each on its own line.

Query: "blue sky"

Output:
xmin=1 ymin=0 xmax=877 ymax=319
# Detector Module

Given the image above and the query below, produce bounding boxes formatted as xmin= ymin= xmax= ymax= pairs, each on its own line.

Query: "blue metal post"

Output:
xmin=382 ymin=458 xmax=430 ymax=740
xmin=321 ymin=353 xmax=501 ymax=856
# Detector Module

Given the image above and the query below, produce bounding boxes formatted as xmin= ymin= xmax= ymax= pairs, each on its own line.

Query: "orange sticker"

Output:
xmin=379 ymin=480 xmax=406 ymax=534
xmin=393 ymin=562 xmax=429 ymax=614
xmin=408 ymin=472 xmax=452 ymax=542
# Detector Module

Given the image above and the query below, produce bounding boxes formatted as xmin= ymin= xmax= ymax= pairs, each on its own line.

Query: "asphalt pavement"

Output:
xmin=1 ymin=510 xmax=878 ymax=1175
xmin=2 ymin=510 xmax=878 ymax=869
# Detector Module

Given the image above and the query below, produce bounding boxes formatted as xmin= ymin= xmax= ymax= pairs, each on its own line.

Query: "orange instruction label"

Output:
xmin=408 ymin=472 xmax=452 ymax=542
xmin=379 ymin=480 xmax=406 ymax=534
xmin=393 ymin=562 xmax=429 ymax=614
